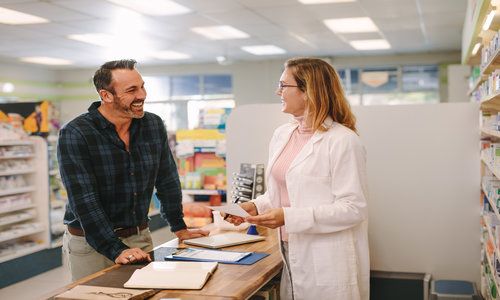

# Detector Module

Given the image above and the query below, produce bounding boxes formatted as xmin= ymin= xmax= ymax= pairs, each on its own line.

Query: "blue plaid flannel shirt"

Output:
xmin=58 ymin=101 xmax=186 ymax=261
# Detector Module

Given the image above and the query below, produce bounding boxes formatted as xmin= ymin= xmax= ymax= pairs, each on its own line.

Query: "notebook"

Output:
xmin=183 ymin=232 xmax=265 ymax=249
xmin=124 ymin=261 xmax=218 ymax=290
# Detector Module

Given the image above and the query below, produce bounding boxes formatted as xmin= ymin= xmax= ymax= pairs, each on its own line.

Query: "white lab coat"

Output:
xmin=252 ymin=118 xmax=369 ymax=300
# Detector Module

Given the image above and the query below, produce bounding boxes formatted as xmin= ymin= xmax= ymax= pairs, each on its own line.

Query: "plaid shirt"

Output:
xmin=58 ymin=101 xmax=186 ymax=261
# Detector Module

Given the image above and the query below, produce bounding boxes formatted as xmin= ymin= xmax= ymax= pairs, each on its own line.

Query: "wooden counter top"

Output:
xmin=44 ymin=227 xmax=283 ymax=300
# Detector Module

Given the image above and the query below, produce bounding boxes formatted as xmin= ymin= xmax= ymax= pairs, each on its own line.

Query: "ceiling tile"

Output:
xmin=1 ymin=2 xmax=95 ymax=22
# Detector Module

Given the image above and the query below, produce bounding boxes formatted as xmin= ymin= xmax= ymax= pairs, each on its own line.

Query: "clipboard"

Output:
xmin=183 ymin=232 xmax=266 ymax=249
xmin=154 ymin=247 xmax=269 ymax=265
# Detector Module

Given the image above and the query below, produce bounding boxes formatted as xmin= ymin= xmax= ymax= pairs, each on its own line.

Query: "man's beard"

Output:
xmin=114 ymin=96 xmax=144 ymax=119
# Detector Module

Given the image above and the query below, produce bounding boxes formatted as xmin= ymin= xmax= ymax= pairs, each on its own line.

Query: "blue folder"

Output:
xmin=153 ymin=247 xmax=269 ymax=265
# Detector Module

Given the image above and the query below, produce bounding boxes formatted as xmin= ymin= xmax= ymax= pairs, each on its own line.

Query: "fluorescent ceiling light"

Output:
xmin=298 ymin=0 xmax=355 ymax=4
xmin=151 ymin=50 xmax=190 ymax=60
xmin=323 ymin=17 xmax=378 ymax=33
xmin=191 ymin=25 xmax=249 ymax=40
xmin=0 ymin=7 xmax=49 ymax=25
xmin=472 ymin=42 xmax=481 ymax=56
xmin=483 ymin=10 xmax=496 ymax=31
xmin=241 ymin=45 xmax=286 ymax=55
xmin=67 ymin=33 xmax=115 ymax=47
xmin=349 ymin=39 xmax=391 ymax=50
xmin=20 ymin=57 xmax=72 ymax=65
xmin=106 ymin=0 xmax=190 ymax=16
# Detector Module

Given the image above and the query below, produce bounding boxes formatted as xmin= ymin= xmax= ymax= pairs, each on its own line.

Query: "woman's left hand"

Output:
xmin=245 ymin=208 xmax=284 ymax=229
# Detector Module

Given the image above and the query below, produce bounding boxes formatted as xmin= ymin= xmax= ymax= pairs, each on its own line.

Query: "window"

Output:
xmin=143 ymin=74 xmax=234 ymax=130
xmin=337 ymin=64 xmax=439 ymax=105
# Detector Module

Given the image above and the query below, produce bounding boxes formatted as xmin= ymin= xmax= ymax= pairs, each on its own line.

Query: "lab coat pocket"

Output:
xmin=311 ymin=236 xmax=357 ymax=286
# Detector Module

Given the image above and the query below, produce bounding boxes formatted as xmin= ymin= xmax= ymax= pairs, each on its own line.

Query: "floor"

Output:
xmin=0 ymin=226 xmax=176 ymax=300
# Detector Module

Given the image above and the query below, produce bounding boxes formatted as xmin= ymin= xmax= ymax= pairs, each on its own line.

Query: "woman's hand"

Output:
xmin=225 ymin=202 xmax=258 ymax=226
xmin=245 ymin=208 xmax=284 ymax=229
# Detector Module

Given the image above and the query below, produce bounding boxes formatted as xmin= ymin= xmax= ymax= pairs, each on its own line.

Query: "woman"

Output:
xmin=228 ymin=58 xmax=369 ymax=299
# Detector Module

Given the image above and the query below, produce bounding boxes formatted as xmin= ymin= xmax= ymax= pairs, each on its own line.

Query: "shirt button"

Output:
xmin=134 ymin=192 xmax=138 ymax=197
xmin=130 ymin=172 xmax=134 ymax=176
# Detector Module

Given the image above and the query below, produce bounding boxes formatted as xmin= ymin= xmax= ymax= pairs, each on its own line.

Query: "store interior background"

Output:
xmin=0 ymin=0 xmax=485 ymax=298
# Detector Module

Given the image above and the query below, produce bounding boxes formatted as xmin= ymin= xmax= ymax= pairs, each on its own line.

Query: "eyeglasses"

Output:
xmin=278 ymin=81 xmax=299 ymax=91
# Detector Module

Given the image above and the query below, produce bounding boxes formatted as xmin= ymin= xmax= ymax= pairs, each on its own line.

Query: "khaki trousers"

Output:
xmin=62 ymin=227 xmax=153 ymax=281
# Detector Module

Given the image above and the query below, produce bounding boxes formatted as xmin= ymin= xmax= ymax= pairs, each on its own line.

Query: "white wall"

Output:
xmin=447 ymin=64 xmax=471 ymax=103
xmin=52 ymin=51 xmax=462 ymax=122
xmin=226 ymin=102 xmax=480 ymax=283
xmin=0 ymin=62 xmax=59 ymax=101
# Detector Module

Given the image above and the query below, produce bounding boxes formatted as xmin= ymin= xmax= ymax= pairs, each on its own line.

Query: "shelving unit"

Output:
xmin=464 ymin=1 xmax=500 ymax=298
xmin=47 ymin=134 xmax=67 ymax=248
xmin=0 ymin=138 xmax=49 ymax=264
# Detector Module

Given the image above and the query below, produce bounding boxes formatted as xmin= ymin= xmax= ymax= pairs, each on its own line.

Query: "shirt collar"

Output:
xmin=88 ymin=101 xmax=114 ymax=130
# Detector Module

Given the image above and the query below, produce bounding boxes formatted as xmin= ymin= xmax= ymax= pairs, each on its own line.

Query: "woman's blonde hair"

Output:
xmin=285 ymin=57 xmax=357 ymax=133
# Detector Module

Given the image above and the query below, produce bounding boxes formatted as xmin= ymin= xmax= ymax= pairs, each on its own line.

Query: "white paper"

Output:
xmin=208 ymin=204 xmax=250 ymax=218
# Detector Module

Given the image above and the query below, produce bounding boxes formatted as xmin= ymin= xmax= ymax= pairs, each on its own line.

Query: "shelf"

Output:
xmin=0 ymin=204 xmax=34 ymax=215
xmin=0 ymin=243 xmax=46 ymax=264
xmin=182 ymin=189 xmax=226 ymax=195
xmin=483 ymin=184 xmax=500 ymax=222
xmin=482 ymin=128 xmax=500 ymax=138
xmin=0 ymin=186 xmax=35 ymax=197
xmin=482 ymin=155 xmax=500 ymax=181
xmin=481 ymin=92 xmax=500 ymax=106
xmin=0 ymin=140 xmax=34 ymax=146
xmin=0 ymin=155 xmax=34 ymax=160
xmin=483 ymin=231 xmax=500 ymax=297
xmin=482 ymin=47 xmax=500 ymax=75
xmin=468 ymin=76 xmax=487 ymax=96
xmin=0 ymin=212 xmax=35 ymax=227
xmin=0 ymin=227 xmax=44 ymax=243
xmin=50 ymin=239 xmax=62 ymax=248
xmin=0 ymin=168 xmax=35 ymax=176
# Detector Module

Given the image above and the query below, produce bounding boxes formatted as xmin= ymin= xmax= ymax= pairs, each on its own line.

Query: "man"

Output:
xmin=58 ymin=59 xmax=208 ymax=280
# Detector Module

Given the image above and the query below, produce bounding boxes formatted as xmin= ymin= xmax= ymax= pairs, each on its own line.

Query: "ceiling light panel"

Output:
xmin=0 ymin=7 xmax=49 ymax=25
xmin=20 ymin=56 xmax=72 ymax=65
xmin=349 ymin=39 xmax=391 ymax=50
xmin=298 ymin=0 xmax=356 ymax=4
xmin=241 ymin=45 xmax=286 ymax=55
xmin=106 ymin=0 xmax=190 ymax=16
xmin=67 ymin=33 xmax=115 ymax=47
xmin=191 ymin=25 xmax=250 ymax=40
xmin=323 ymin=17 xmax=379 ymax=33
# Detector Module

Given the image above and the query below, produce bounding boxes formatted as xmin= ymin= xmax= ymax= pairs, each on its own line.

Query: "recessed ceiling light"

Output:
xmin=67 ymin=33 xmax=115 ymax=47
xmin=106 ymin=0 xmax=190 ymax=16
xmin=323 ymin=17 xmax=378 ymax=33
xmin=241 ymin=45 xmax=286 ymax=55
xmin=298 ymin=0 xmax=355 ymax=4
xmin=191 ymin=25 xmax=250 ymax=40
xmin=0 ymin=7 xmax=49 ymax=25
xmin=20 ymin=57 xmax=72 ymax=65
xmin=151 ymin=50 xmax=190 ymax=60
xmin=349 ymin=39 xmax=391 ymax=50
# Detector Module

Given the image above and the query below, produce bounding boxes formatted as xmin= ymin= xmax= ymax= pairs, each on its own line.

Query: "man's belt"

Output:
xmin=67 ymin=222 xmax=148 ymax=238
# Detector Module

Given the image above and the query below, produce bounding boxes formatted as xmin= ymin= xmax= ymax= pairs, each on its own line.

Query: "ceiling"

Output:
xmin=0 ymin=0 xmax=467 ymax=68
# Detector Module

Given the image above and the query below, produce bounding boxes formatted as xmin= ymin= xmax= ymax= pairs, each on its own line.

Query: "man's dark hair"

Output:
xmin=93 ymin=59 xmax=137 ymax=93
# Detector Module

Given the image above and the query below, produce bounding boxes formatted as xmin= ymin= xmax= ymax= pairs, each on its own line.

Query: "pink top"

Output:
xmin=270 ymin=116 xmax=313 ymax=241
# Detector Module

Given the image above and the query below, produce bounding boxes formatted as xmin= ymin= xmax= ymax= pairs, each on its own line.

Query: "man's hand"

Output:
xmin=245 ymin=208 xmax=284 ymax=229
xmin=115 ymin=248 xmax=151 ymax=264
xmin=225 ymin=202 xmax=258 ymax=226
xmin=174 ymin=228 xmax=209 ymax=241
